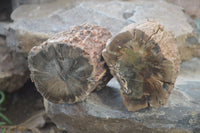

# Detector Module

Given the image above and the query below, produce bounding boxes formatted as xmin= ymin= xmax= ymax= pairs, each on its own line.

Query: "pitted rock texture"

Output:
xmin=0 ymin=36 xmax=29 ymax=92
xmin=28 ymin=23 xmax=112 ymax=104
xmin=45 ymin=58 xmax=200 ymax=133
xmin=102 ymin=21 xmax=181 ymax=111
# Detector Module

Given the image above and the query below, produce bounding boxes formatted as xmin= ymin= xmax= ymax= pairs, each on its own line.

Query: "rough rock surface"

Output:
xmin=28 ymin=24 xmax=112 ymax=104
xmin=7 ymin=0 xmax=199 ymax=61
xmin=6 ymin=4 xmax=128 ymax=54
xmin=11 ymin=0 xmax=78 ymax=20
xmin=83 ymin=0 xmax=192 ymax=37
xmin=0 ymin=36 xmax=29 ymax=92
xmin=11 ymin=0 xmax=56 ymax=10
xmin=83 ymin=0 xmax=200 ymax=61
xmin=102 ymin=21 xmax=181 ymax=111
xmin=166 ymin=0 xmax=200 ymax=20
xmin=45 ymin=58 xmax=200 ymax=133
xmin=0 ymin=21 xmax=10 ymax=36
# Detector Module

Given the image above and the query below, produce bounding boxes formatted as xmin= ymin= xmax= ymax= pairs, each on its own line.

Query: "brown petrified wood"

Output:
xmin=102 ymin=20 xmax=181 ymax=111
xmin=28 ymin=23 xmax=112 ymax=104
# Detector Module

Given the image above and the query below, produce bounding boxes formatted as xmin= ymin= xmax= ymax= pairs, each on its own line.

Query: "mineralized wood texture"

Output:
xmin=28 ymin=23 xmax=112 ymax=104
xmin=103 ymin=21 xmax=181 ymax=111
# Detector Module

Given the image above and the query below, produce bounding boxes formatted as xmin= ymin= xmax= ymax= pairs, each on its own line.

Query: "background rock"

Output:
xmin=83 ymin=1 xmax=192 ymax=37
xmin=0 ymin=36 xmax=29 ymax=92
xmin=0 ymin=22 xmax=10 ymax=36
xmin=6 ymin=0 xmax=200 ymax=61
xmin=11 ymin=0 xmax=56 ymax=10
xmin=45 ymin=58 xmax=200 ymax=133
xmin=6 ymin=4 xmax=128 ymax=54
xmin=10 ymin=0 xmax=78 ymax=20
xmin=82 ymin=0 xmax=200 ymax=61
xmin=165 ymin=0 xmax=200 ymax=20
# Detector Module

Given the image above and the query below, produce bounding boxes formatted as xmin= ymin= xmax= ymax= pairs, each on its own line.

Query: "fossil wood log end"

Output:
xmin=102 ymin=20 xmax=181 ymax=111
xmin=28 ymin=23 xmax=112 ymax=104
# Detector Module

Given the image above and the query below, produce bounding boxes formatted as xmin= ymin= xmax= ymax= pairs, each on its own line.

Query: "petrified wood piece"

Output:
xmin=28 ymin=23 xmax=112 ymax=104
xmin=102 ymin=20 xmax=181 ymax=111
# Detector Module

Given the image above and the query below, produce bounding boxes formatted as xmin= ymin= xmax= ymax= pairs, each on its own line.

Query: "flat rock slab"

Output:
xmin=82 ymin=0 xmax=200 ymax=61
xmin=7 ymin=0 xmax=200 ymax=61
xmin=7 ymin=4 xmax=128 ymax=54
xmin=45 ymin=58 xmax=200 ymax=133
xmin=11 ymin=0 xmax=78 ymax=20
xmin=83 ymin=0 xmax=193 ymax=38
xmin=166 ymin=0 xmax=200 ymax=20
xmin=12 ymin=0 xmax=56 ymax=10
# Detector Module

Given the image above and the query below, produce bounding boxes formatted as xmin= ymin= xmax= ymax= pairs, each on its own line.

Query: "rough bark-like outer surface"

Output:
xmin=28 ymin=23 xmax=112 ymax=104
xmin=103 ymin=20 xmax=181 ymax=111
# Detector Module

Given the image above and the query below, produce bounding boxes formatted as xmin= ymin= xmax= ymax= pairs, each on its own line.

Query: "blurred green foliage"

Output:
xmin=195 ymin=19 xmax=200 ymax=37
xmin=0 ymin=90 xmax=13 ymax=133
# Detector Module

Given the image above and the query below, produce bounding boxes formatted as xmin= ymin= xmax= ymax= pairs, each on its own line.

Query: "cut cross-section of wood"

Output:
xmin=28 ymin=23 xmax=112 ymax=104
xmin=102 ymin=20 xmax=181 ymax=111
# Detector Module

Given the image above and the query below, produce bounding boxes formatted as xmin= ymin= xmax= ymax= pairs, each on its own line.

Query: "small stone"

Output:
xmin=28 ymin=23 xmax=112 ymax=104
xmin=102 ymin=20 xmax=181 ymax=111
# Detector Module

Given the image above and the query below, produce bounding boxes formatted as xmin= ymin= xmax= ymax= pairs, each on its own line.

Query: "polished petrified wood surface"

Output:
xmin=103 ymin=21 xmax=181 ymax=111
xmin=28 ymin=23 xmax=112 ymax=104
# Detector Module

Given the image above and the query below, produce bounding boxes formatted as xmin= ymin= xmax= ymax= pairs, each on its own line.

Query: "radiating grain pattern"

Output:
xmin=28 ymin=23 xmax=112 ymax=104
xmin=103 ymin=21 xmax=181 ymax=111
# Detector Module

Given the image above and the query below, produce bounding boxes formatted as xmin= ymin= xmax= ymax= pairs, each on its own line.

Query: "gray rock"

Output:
xmin=6 ymin=0 xmax=200 ymax=60
xmin=11 ymin=0 xmax=56 ymax=10
xmin=165 ymin=0 xmax=200 ymax=20
xmin=82 ymin=0 xmax=200 ymax=61
xmin=0 ymin=21 xmax=10 ymax=36
xmin=83 ymin=0 xmax=192 ymax=37
xmin=0 ymin=36 xmax=29 ymax=92
xmin=6 ymin=4 xmax=128 ymax=54
xmin=44 ymin=58 xmax=200 ymax=133
xmin=11 ymin=0 xmax=78 ymax=20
